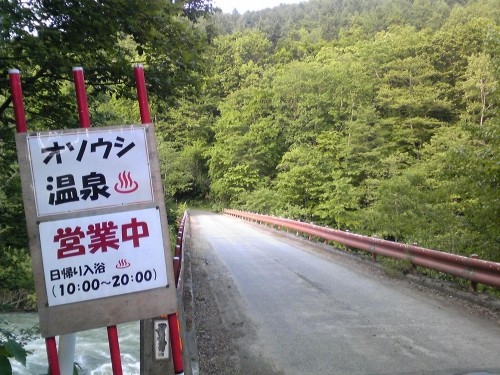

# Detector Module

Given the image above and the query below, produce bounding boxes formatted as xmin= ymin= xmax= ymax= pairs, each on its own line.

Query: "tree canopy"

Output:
xmin=1 ymin=0 xmax=499 ymax=302
xmin=0 ymin=0 xmax=213 ymax=304
xmin=203 ymin=0 xmax=499 ymax=261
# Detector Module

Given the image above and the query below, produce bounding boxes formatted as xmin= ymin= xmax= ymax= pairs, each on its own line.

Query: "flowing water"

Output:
xmin=1 ymin=312 xmax=140 ymax=375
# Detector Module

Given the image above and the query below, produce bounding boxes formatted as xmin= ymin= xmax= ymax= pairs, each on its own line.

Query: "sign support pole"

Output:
xmin=46 ymin=337 xmax=62 ymax=375
xmin=72 ymin=66 xmax=124 ymax=375
xmin=57 ymin=334 xmax=76 ymax=375
xmin=135 ymin=64 xmax=180 ymax=375
xmin=53 ymin=68 xmax=85 ymax=375
xmin=72 ymin=67 xmax=91 ymax=128
xmin=8 ymin=69 xmax=27 ymax=133
xmin=12 ymin=65 xmax=178 ymax=375
xmin=107 ymin=326 xmax=124 ymax=375
xmin=134 ymin=64 xmax=152 ymax=124
xmin=168 ymin=313 xmax=184 ymax=375
xmin=9 ymin=69 xmax=61 ymax=375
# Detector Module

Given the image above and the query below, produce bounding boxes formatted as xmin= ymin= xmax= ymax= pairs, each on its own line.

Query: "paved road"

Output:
xmin=187 ymin=211 xmax=500 ymax=375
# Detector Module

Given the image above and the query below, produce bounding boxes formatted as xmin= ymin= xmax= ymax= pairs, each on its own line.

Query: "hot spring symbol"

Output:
xmin=115 ymin=171 xmax=139 ymax=193
xmin=116 ymin=259 xmax=131 ymax=269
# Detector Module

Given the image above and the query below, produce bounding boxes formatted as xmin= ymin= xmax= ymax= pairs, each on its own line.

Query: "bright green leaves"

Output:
xmin=211 ymin=164 xmax=261 ymax=203
xmin=3 ymin=338 xmax=27 ymax=366
xmin=204 ymin=0 xmax=499 ymax=262
xmin=0 ymin=321 xmax=39 ymax=375
xmin=0 ymin=333 xmax=29 ymax=375
xmin=459 ymin=52 xmax=498 ymax=127
xmin=276 ymin=146 xmax=326 ymax=217
xmin=208 ymin=78 xmax=283 ymax=203
xmin=275 ymin=136 xmax=358 ymax=227
xmin=208 ymin=30 xmax=273 ymax=97
xmin=367 ymin=122 xmax=499 ymax=257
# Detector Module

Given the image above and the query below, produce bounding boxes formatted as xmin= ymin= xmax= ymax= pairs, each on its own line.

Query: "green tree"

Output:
xmin=0 ymin=331 xmax=28 ymax=375
xmin=0 ymin=0 xmax=213 ymax=296
xmin=1 ymin=319 xmax=39 ymax=375
xmin=0 ymin=0 xmax=212 ymax=130
xmin=274 ymin=132 xmax=358 ymax=227
xmin=271 ymin=60 xmax=345 ymax=146
xmin=366 ymin=117 xmax=499 ymax=261
xmin=208 ymin=78 xmax=284 ymax=202
xmin=459 ymin=52 xmax=498 ymax=127
xmin=208 ymin=29 xmax=272 ymax=98
xmin=366 ymin=170 xmax=429 ymax=243
xmin=275 ymin=145 xmax=326 ymax=221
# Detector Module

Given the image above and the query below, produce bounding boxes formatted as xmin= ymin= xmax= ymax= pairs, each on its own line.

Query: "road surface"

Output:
xmin=185 ymin=211 xmax=500 ymax=375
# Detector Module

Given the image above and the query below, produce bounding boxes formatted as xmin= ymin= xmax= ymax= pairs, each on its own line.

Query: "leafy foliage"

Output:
xmin=0 ymin=0 xmax=213 ymax=297
xmin=0 ymin=319 xmax=38 ymax=375
xmin=1 ymin=0 xmax=499 ymax=301
xmin=204 ymin=0 xmax=499 ymax=261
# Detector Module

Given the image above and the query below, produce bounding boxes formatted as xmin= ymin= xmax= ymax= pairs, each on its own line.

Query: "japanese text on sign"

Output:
xmin=27 ymin=127 xmax=153 ymax=216
xmin=39 ymin=208 xmax=168 ymax=306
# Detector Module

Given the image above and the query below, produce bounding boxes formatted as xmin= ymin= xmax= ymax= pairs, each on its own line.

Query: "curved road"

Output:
xmin=187 ymin=211 xmax=500 ymax=375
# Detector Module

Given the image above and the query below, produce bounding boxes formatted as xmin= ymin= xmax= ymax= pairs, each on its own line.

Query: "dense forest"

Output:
xmin=194 ymin=0 xmax=499 ymax=262
xmin=0 ymin=0 xmax=499 ymax=307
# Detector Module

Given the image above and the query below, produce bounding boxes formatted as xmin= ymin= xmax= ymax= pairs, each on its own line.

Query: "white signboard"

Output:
xmin=27 ymin=127 xmax=153 ymax=216
xmin=39 ymin=208 xmax=168 ymax=306
xmin=16 ymin=124 xmax=178 ymax=337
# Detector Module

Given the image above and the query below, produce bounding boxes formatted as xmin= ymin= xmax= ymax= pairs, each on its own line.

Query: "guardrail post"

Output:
xmin=470 ymin=254 xmax=479 ymax=291
xmin=173 ymin=257 xmax=181 ymax=287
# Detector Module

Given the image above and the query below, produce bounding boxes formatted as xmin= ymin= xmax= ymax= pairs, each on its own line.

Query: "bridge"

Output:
xmin=179 ymin=210 xmax=500 ymax=375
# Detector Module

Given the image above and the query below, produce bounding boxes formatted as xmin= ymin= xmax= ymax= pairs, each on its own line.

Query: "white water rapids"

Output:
xmin=1 ymin=312 xmax=140 ymax=375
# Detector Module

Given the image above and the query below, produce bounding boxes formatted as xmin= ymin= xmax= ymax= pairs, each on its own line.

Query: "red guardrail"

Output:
xmin=170 ymin=211 xmax=188 ymax=375
xmin=173 ymin=211 xmax=187 ymax=288
xmin=224 ymin=209 xmax=500 ymax=290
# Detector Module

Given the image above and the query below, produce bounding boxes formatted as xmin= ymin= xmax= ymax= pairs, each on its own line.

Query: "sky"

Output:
xmin=212 ymin=0 xmax=307 ymax=14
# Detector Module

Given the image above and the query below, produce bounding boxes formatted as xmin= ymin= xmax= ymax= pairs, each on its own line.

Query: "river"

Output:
xmin=1 ymin=312 xmax=139 ymax=375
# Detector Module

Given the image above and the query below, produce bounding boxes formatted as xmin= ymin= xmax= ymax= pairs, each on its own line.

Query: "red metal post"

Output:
xmin=107 ymin=326 xmax=124 ymax=375
xmin=168 ymin=313 xmax=184 ymax=374
xmin=73 ymin=67 xmax=123 ymax=375
xmin=134 ymin=64 xmax=152 ymax=124
xmin=8 ymin=69 xmax=27 ymax=133
xmin=72 ymin=67 xmax=91 ymax=128
xmin=9 ymin=70 xmax=61 ymax=375
xmin=46 ymin=337 xmax=61 ymax=375
xmin=136 ymin=64 xmax=186 ymax=373
xmin=72 ymin=68 xmax=92 ymax=130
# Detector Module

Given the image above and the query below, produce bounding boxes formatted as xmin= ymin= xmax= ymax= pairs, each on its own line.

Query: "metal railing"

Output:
xmin=173 ymin=211 xmax=187 ymax=289
xmin=224 ymin=209 xmax=500 ymax=290
xmin=170 ymin=211 xmax=189 ymax=375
